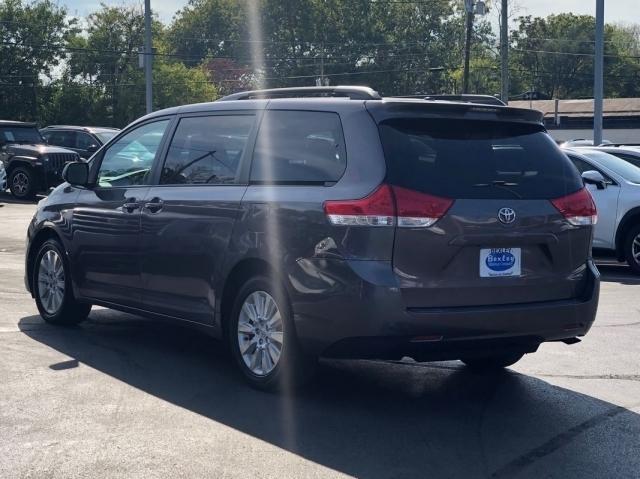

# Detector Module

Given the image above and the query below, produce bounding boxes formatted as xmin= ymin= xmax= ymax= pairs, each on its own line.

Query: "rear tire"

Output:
xmin=623 ymin=224 xmax=640 ymax=275
xmin=9 ymin=166 xmax=37 ymax=200
xmin=33 ymin=239 xmax=91 ymax=325
xmin=228 ymin=275 xmax=315 ymax=391
xmin=461 ymin=353 xmax=524 ymax=372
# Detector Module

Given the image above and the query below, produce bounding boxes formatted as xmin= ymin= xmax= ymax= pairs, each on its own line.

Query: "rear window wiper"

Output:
xmin=473 ymin=180 xmax=522 ymax=198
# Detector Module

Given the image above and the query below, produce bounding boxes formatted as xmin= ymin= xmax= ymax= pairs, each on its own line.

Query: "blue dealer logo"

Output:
xmin=485 ymin=249 xmax=516 ymax=272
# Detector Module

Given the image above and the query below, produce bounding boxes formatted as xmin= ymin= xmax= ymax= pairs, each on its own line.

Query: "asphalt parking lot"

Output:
xmin=1 ymin=192 xmax=639 ymax=479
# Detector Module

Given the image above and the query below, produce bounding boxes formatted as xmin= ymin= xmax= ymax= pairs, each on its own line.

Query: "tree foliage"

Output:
xmin=1 ymin=0 xmax=640 ymax=126
xmin=510 ymin=14 xmax=640 ymax=99
xmin=0 ymin=0 xmax=77 ymax=119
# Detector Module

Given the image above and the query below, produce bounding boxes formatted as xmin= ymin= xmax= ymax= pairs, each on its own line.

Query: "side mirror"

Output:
xmin=86 ymin=144 xmax=99 ymax=153
xmin=62 ymin=161 xmax=89 ymax=187
xmin=582 ymin=170 xmax=607 ymax=190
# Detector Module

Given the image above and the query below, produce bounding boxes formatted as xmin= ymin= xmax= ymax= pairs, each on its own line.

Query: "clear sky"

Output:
xmin=61 ymin=0 xmax=640 ymax=26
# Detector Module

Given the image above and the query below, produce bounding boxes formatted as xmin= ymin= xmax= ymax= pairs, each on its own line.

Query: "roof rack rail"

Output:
xmin=422 ymin=94 xmax=506 ymax=106
xmin=218 ymin=86 xmax=382 ymax=101
xmin=601 ymin=143 xmax=640 ymax=148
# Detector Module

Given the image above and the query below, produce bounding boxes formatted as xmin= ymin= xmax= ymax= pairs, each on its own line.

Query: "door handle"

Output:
xmin=144 ymin=197 xmax=164 ymax=213
xmin=122 ymin=199 xmax=141 ymax=212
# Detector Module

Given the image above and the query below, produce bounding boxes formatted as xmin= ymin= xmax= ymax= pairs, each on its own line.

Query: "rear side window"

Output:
xmin=379 ymin=119 xmax=582 ymax=199
xmin=161 ymin=115 xmax=255 ymax=185
xmin=250 ymin=110 xmax=346 ymax=184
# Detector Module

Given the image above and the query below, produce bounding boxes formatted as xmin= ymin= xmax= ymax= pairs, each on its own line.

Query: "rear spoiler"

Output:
xmin=365 ymin=100 xmax=544 ymax=126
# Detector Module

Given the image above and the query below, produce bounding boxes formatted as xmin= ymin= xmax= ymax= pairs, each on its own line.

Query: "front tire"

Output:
xmin=9 ymin=166 xmax=37 ymax=200
xmin=228 ymin=275 xmax=315 ymax=391
xmin=33 ymin=239 xmax=91 ymax=325
xmin=623 ymin=224 xmax=640 ymax=275
xmin=461 ymin=353 xmax=524 ymax=372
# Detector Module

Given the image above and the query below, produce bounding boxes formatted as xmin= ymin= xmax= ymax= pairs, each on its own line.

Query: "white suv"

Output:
xmin=564 ymin=147 xmax=640 ymax=273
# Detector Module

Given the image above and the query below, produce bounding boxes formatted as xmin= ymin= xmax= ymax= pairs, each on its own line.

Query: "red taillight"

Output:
xmin=393 ymin=185 xmax=454 ymax=228
xmin=323 ymin=184 xmax=452 ymax=228
xmin=324 ymin=184 xmax=395 ymax=226
xmin=551 ymin=188 xmax=597 ymax=226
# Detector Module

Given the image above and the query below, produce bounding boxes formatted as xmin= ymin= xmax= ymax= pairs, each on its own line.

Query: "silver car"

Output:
xmin=564 ymin=147 xmax=640 ymax=273
xmin=0 ymin=161 xmax=6 ymax=191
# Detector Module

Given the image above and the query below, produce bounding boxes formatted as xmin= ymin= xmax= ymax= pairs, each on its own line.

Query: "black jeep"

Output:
xmin=0 ymin=120 xmax=81 ymax=199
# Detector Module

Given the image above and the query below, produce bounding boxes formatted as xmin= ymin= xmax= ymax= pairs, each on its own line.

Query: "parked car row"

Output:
xmin=0 ymin=121 xmax=119 ymax=199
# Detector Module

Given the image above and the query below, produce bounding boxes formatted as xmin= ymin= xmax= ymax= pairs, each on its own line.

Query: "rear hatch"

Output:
xmin=372 ymin=105 xmax=593 ymax=309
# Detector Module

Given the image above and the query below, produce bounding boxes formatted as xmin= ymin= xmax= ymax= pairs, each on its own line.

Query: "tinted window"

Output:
xmin=379 ymin=119 xmax=582 ymax=199
xmin=97 ymin=120 xmax=170 ymax=187
xmin=250 ymin=110 xmax=346 ymax=184
xmin=95 ymin=131 xmax=118 ymax=144
xmin=0 ymin=126 xmax=43 ymax=144
xmin=161 ymin=115 xmax=254 ymax=185
xmin=45 ymin=130 xmax=75 ymax=148
xmin=568 ymin=156 xmax=597 ymax=174
xmin=76 ymin=132 xmax=96 ymax=150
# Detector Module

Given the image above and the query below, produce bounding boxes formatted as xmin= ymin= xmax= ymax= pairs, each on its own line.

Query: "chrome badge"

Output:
xmin=498 ymin=207 xmax=516 ymax=225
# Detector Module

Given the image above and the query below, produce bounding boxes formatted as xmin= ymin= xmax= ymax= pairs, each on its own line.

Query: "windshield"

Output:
xmin=95 ymin=131 xmax=118 ymax=144
xmin=0 ymin=126 xmax=43 ymax=144
xmin=579 ymin=149 xmax=640 ymax=183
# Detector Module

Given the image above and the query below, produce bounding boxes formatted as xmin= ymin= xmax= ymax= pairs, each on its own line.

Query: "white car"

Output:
xmin=564 ymin=147 xmax=640 ymax=273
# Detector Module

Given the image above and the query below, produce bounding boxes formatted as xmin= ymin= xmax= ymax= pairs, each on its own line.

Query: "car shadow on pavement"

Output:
xmin=0 ymin=191 xmax=43 ymax=205
xmin=18 ymin=311 xmax=640 ymax=479
xmin=597 ymin=263 xmax=640 ymax=285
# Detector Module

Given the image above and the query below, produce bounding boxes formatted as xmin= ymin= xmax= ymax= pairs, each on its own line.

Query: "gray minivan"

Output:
xmin=25 ymin=87 xmax=600 ymax=390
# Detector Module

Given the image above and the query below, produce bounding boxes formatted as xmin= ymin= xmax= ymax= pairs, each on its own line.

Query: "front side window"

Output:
xmin=76 ymin=132 xmax=96 ymax=150
xmin=97 ymin=120 xmax=170 ymax=187
xmin=569 ymin=156 xmax=598 ymax=174
xmin=160 ymin=115 xmax=255 ymax=185
xmin=250 ymin=110 xmax=347 ymax=184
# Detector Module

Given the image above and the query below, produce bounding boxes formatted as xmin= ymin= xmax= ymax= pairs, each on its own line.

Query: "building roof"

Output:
xmin=510 ymin=98 xmax=640 ymax=118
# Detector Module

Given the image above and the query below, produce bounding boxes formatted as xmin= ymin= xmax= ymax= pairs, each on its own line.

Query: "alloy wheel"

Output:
xmin=632 ymin=233 xmax=640 ymax=265
xmin=37 ymin=249 xmax=65 ymax=314
xmin=12 ymin=172 xmax=29 ymax=196
xmin=237 ymin=290 xmax=284 ymax=376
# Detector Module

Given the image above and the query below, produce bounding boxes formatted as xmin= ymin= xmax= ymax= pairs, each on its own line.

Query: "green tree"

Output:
xmin=510 ymin=13 xmax=640 ymax=99
xmin=63 ymin=4 xmax=217 ymax=127
xmin=0 ymin=0 xmax=78 ymax=120
xmin=166 ymin=0 xmax=474 ymax=95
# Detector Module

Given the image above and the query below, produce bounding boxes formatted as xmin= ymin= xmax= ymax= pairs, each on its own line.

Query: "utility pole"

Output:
xmin=462 ymin=3 xmax=474 ymax=94
xmin=462 ymin=1 xmax=485 ymax=94
xmin=500 ymin=0 xmax=509 ymax=104
xmin=593 ymin=0 xmax=604 ymax=145
xmin=144 ymin=0 xmax=153 ymax=114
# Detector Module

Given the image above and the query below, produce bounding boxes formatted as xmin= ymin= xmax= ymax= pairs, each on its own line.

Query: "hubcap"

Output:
xmin=12 ymin=172 xmax=28 ymax=195
xmin=237 ymin=291 xmax=283 ymax=376
xmin=37 ymin=250 xmax=65 ymax=314
xmin=633 ymin=234 xmax=640 ymax=264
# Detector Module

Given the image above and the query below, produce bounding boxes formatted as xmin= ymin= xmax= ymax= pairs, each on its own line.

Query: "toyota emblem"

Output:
xmin=498 ymin=207 xmax=516 ymax=224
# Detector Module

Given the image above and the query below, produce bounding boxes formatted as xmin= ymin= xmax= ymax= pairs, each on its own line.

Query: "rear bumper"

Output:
xmin=290 ymin=258 xmax=600 ymax=359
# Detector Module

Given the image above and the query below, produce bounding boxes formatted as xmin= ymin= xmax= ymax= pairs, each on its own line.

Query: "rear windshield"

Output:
xmin=379 ymin=119 xmax=582 ymax=199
